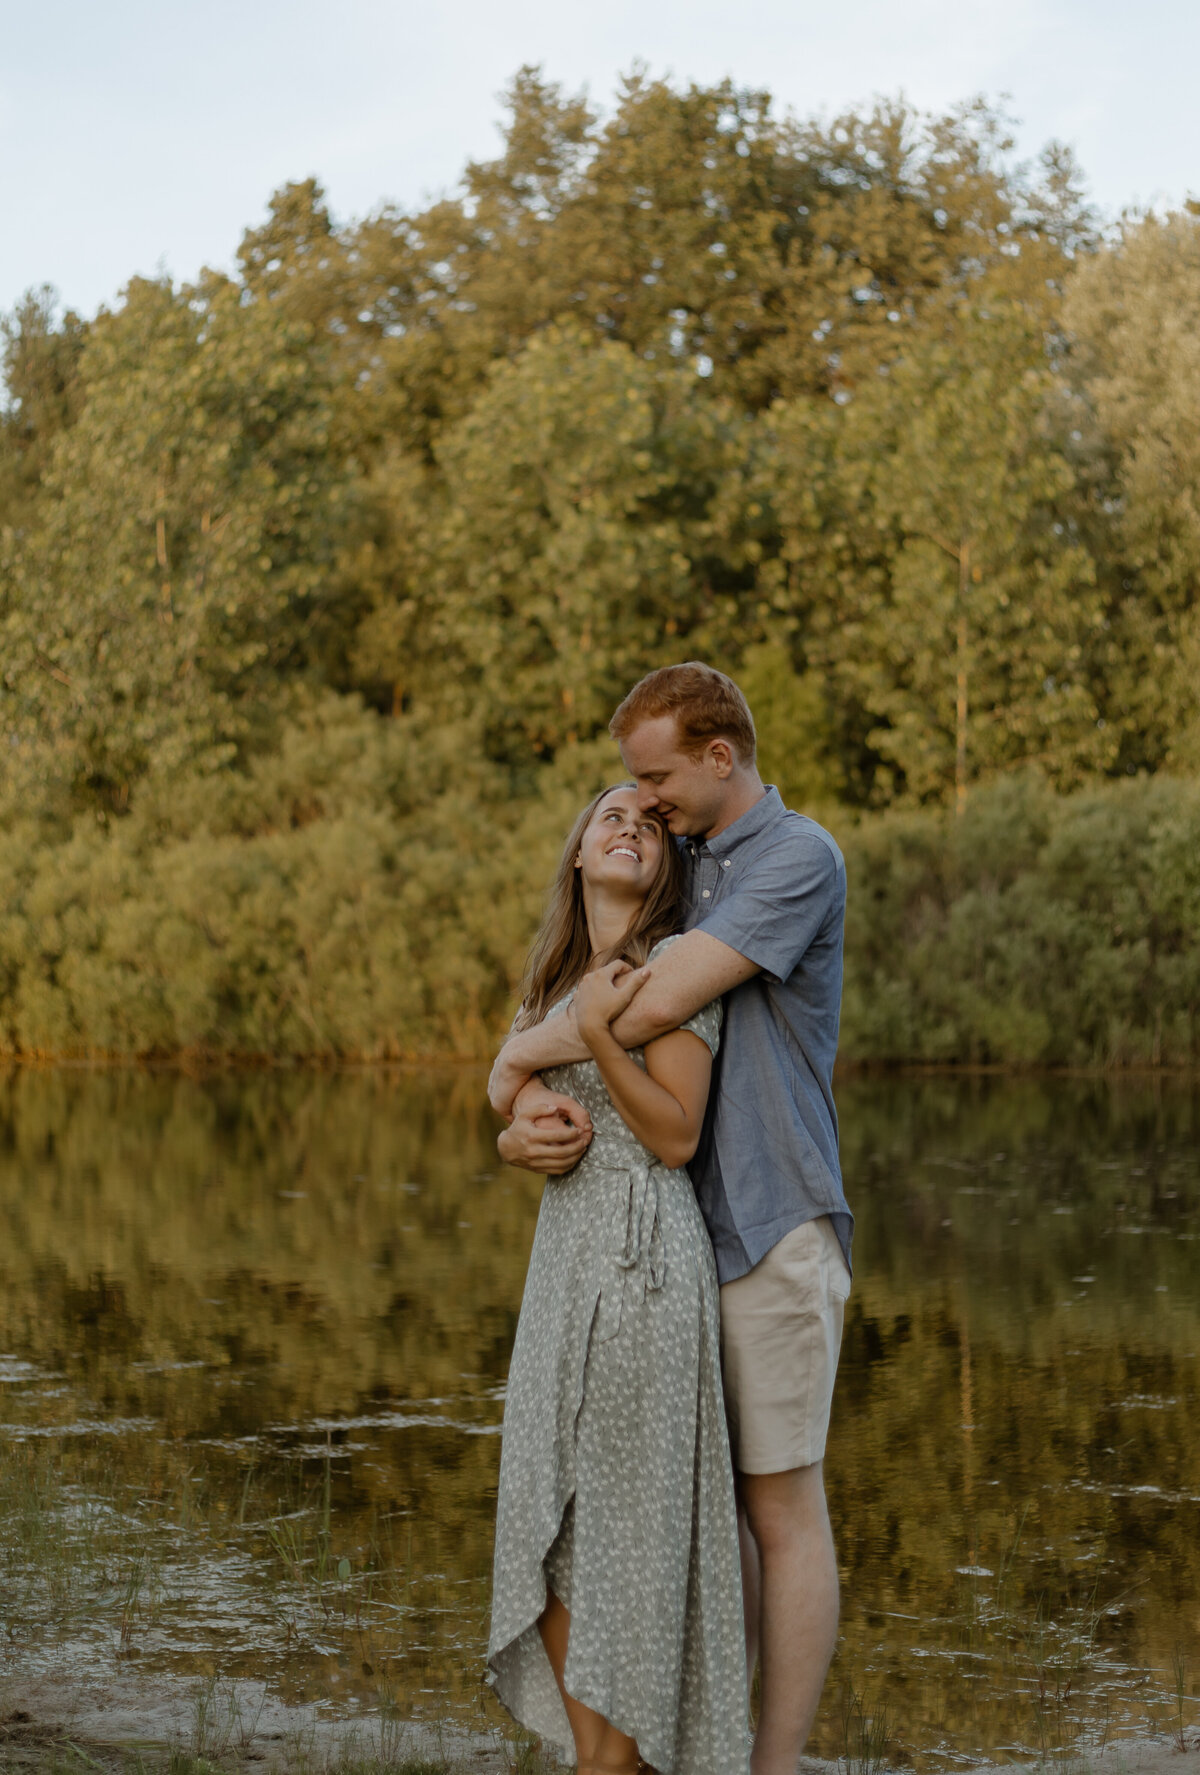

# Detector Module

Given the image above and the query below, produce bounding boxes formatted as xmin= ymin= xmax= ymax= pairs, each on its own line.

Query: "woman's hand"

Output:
xmin=573 ymin=961 xmax=651 ymax=1048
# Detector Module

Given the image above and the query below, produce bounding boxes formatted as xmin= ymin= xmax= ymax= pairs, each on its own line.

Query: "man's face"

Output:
xmin=618 ymin=715 xmax=727 ymax=839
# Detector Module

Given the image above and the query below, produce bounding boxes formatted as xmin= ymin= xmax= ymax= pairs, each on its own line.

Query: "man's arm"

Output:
xmin=487 ymin=931 xmax=759 ymax=1115
xmin=493 ymin=966 xmax=653 ymax=1172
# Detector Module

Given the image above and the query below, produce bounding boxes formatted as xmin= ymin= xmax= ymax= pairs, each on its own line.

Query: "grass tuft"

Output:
xmin=839 ymin=1680 xmax=893 ymax=1775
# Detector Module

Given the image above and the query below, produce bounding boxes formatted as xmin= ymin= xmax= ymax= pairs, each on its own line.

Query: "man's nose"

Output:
xmin=635 ymin=785 xmax=659 ymax=811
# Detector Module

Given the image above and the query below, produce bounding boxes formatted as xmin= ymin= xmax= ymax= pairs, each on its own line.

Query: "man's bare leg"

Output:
xmin=538 ymin=1591 xmax=643 ymax=1774
xmin=739 ymin=1462 xmax=840 ymax=1775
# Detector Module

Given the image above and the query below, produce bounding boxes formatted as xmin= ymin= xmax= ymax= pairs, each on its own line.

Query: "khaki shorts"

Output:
xmin=719 ymin=1215 xmax=851 ymax=1476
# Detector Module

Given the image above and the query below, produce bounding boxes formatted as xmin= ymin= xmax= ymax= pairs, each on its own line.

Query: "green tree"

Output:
xmin=1063 ymin=209 xmax=1200 ymax=773
xmin=736 ymin=642 xmax=844 ymax=811
xmin=2 ymin=273 xmax=363 ymax=813
xmin=360 ymin=324 xmax=751 ymax=760
xmin=340 ymin=75 xmax=1094 ymax=450
xmin=768 ymin=296 xmax=1107 ymax=806
xmin=0 ymin=70 xmax=1193 ymax=1062
xmin=0 ymin=287 xmax=86 ymax=534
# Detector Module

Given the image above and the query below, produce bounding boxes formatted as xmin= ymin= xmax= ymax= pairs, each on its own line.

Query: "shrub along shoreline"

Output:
xmin=840 ymin=772 xmax=1200 ymax=1069
xmin=3 ymin=752 xmax=1197 ymax=1072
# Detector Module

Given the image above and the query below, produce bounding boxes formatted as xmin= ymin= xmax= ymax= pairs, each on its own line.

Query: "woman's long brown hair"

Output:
xmin=514 ymin=783 xmax=685 ymax=1031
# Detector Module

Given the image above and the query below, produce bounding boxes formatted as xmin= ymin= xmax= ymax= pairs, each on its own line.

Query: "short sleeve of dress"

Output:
xmin=647 ymin=935 xmax=723 ymax=1059
xmin=679 ymin=996 xmax=722 ymax=1058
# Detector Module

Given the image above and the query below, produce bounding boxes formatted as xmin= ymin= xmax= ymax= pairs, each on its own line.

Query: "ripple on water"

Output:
xmin=0 ymin=1067 xmax=1196 ymax=1766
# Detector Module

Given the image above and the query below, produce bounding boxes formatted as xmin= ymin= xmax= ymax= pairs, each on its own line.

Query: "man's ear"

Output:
xmin=709 ymin=738 xmax=734 ymax=780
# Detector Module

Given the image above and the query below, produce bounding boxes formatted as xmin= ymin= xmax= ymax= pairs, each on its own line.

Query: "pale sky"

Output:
xmin=3 ymin=0 xmax=1197 ymax=320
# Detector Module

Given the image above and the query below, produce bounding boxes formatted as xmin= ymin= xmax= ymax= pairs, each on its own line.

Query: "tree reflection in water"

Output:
xmin=0 ymin=1069 xmax=1196 ymax=1763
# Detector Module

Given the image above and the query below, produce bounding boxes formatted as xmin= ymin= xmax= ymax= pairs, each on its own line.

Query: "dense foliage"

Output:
xmin=843 ymin=775 xmax=1200 ymax=1067
xmin=2 ymin=71 xmax=1198 ymax=1060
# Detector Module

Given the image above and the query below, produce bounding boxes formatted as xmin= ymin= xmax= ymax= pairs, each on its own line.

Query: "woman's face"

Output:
xmin=576 ymin=788 xmax=667 ymax=899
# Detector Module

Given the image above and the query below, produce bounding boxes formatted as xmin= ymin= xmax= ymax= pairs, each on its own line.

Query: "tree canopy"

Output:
xmin=1 ymin=70 xmax=1197 ymax=1058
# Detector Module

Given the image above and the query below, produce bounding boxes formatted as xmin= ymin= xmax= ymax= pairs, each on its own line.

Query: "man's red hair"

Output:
xmin=610 ymin=662 xmax=756 ymax=765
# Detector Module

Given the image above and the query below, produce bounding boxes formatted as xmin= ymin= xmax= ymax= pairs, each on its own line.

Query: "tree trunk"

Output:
xmin=955 ymin=539 xmax=970 ymax=815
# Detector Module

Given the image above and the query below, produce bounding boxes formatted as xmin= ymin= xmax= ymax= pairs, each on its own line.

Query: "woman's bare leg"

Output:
xmin=538 ymin=1590 xmax=644 ymax=1774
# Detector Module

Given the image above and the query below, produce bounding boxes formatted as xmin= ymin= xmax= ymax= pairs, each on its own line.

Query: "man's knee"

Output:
xmin=739 ymin=1460 xmax=829 ymax=1554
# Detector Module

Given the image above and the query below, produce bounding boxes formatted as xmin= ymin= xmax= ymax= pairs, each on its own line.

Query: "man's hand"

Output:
xmin=497 ymin=1080 xmax=593 ymax=1175
xmin=572 ymin=961 xmax=650 ymax=1048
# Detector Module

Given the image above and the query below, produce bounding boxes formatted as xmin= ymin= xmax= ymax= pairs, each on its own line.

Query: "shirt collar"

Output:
xmin=694 ymin=785 xmax=786 ymax=859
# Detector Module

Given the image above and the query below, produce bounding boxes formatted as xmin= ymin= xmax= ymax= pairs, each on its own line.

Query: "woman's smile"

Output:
xmin=578 ymin=791 xmax=666 ymax=889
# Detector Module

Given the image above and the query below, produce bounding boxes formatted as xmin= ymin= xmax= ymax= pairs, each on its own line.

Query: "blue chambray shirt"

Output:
xmin=681 ymin=786 xmax=853 ymax=1285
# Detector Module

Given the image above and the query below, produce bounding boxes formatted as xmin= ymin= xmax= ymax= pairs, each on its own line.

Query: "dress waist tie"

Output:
xmin=594 ymin=1157 xmax=666 ymax=1343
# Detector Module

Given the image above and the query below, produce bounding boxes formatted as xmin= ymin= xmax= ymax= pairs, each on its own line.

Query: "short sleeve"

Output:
xmin=699 ymin=831 xmax=843 ymax=985
xmin=679 ymin=995 xmax=723 ymax=1058
xmin=647 ymin=933 xmax=722 ymax=1056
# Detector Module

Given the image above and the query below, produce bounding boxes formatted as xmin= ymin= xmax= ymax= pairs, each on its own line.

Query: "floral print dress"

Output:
xmin=487 ymin=939 xmax=750 ymax=1774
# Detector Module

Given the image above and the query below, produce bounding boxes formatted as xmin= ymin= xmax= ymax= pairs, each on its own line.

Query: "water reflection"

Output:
xmin=0 ymin=1068 xmax=1196 ymax=1763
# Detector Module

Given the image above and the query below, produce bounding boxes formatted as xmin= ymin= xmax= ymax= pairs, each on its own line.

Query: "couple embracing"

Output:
xmin=486 ymin=663 xmax=853 ymax=1775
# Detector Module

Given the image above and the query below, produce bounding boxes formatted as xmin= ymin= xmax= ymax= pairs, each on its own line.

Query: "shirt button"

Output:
xmin=722 ymin=858 xmax=731 ymax=868
xmin=701 ymin=889 xmax=711 ymax=898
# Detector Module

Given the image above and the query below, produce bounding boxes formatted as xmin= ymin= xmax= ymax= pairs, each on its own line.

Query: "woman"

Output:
xmin=487 ymin=784 xmax=749 ymax=1775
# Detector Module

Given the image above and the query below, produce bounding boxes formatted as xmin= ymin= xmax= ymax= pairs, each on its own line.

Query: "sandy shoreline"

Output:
xmin=0 ymin=1663 xmax=509 ymax=1771
xmin=3 ymin=1661 xmax=1198 ymax=1774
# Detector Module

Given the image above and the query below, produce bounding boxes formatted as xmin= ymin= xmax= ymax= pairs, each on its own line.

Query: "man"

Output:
xmin=489 ymin=661 xmax=852 ymax=1775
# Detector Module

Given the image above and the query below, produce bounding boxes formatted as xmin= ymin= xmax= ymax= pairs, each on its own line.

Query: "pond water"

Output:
xmin=0 ymin=1067 xmax=1197 ymax=1767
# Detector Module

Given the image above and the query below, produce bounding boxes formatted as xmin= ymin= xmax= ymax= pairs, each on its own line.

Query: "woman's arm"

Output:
xmin=573 ymin=963 xmax=712 ymax=1170
xmin=487 ymin=928 xmax=755 ymax=1117
xmin=497 ymin=1077 xmax=593 ymax=1175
